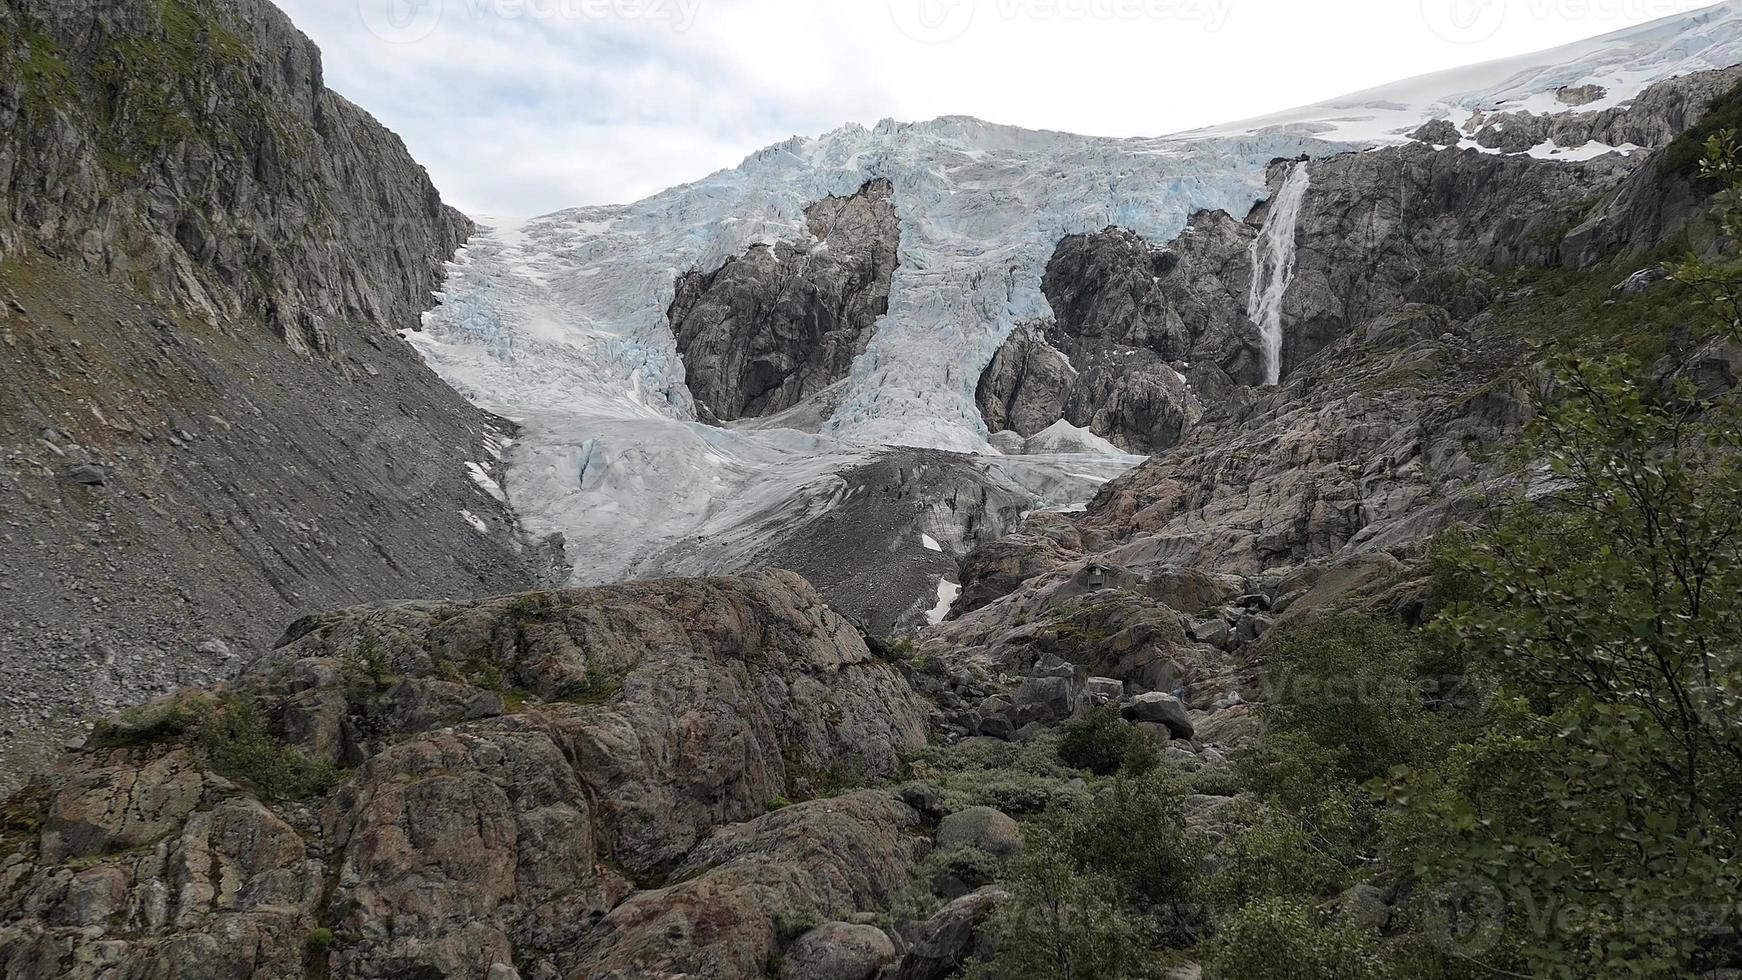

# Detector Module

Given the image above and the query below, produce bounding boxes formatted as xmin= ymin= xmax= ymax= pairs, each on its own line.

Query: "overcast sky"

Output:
xmin=275 ymin=0 xmax=1727 ymax=216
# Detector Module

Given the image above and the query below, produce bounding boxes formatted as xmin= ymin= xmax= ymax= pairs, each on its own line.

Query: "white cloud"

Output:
xmin=276 ymin=0 xmax=1731 ymax=216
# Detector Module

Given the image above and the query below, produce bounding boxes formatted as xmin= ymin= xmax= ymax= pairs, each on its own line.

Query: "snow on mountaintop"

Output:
xmin=1199 ymin=0 xmax=1742 ymax=144
xmin=409 ymin=2 xmax=1742 ymax=591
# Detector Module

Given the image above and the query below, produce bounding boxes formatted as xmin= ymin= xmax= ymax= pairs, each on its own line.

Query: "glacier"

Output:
xmin=408 ymin=0 xmax=1742 ymax=596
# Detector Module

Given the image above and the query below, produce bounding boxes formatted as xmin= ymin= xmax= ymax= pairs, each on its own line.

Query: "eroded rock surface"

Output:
xmin=0 ymin=572 xmax=929 ymax=980
xmin=672 ymin=179 xmax=900 ymax=422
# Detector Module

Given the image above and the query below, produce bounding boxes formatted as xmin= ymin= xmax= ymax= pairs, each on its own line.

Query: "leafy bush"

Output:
xmin=1203 ymin=898 xmax=1389 ymax=980
xmin=1382 ymin=146 xmax=1742 ymax=978
xmin=963 ymin=771 xmax=1205 ymax=980
xmin=1058 ymin=705 xmax=1158 ymax=778
xmin=964 ymin=826 xmax=1166 ymax=980
xmin=1257 ymin=614 xmax=1445 ymax=787
xmin=194 ymin=696 xmax=343 ymax=801
xmin=1201 ymin=803 xmax=1349 ymax=915
xmin=341 ymin=630 xmax=393 ymax=694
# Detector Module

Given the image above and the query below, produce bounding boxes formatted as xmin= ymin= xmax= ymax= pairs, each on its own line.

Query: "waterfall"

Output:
xmin=1246 ymin=161 xmax=1311 ymax=387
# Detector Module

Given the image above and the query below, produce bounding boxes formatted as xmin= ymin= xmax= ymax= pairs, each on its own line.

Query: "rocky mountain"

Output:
xmin=4 ymin=0 xmax=1742 ymax=976
xmin=0 ymin=0 xmax=540 ymax=791
xmin=672 ymin=178 xmax=900 ymax=423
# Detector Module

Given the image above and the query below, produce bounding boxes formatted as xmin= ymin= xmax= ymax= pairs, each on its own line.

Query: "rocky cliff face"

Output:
xmin=671 ymin=179 xmax=899 ymax=423
xmin=0 ymin=0 xmax=470 ymax=354
xmin=976 ymin=68 xmax=1742 ymax=455
xmin=945 ymin=70 xmax=1742 ymax=675
xmin=0 ymin=0 xmax=534 ymax=793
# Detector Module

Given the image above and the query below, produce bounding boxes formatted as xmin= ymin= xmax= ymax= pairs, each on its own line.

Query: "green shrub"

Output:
xmin=1071 ymin=772 xmax=1204 ymax=940
xmin=901 ymin=735 xmax=1087 ymax=815
xmin=194 ymin=697 xmax=342 ymax=801
xmin=1257 ymin=614 xmax=1444 ymax=788
xmin=88 ymin=697 xmax=204 ymax=749
xmin=341 ymin=630 xmax=393 ymax=693
xmin=1201 ymin=804 xmax=1348 ymax=915
xmin=1058 ymin=706 xmax=1158 ymax=778
xmin=1204 ymin=898 xmax=1389 ymax=980
xmin=949 ymin=770 xmax=1208 ymax=979
xmin=963 ymin=825 xmax=1162 ymax=980
xmin=1184 ymin=764 xmax=1244 ymax=798
xmin=1383 ymin=158 xmax=1742 ymax=977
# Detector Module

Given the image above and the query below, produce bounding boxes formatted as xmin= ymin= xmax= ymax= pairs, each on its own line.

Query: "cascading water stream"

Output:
xmin=1246 ymin=161 xmax=1311 ymax=386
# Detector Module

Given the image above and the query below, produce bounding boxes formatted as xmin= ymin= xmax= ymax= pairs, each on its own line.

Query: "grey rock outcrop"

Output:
xmin=0 ymin=571 xmax=931 ymax=980
xmin=672 ymin=178 xmax=899 ymax=422
xmin=0 ymin=0 xmax=472 ymax=354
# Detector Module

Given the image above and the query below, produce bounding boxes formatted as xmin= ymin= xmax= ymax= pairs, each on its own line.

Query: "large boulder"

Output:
xmin=1127 ymin=693 xmax=1195 ymax=741
xmin=894 ymin=888 xmax=1009 ymax=980
xmin=780 ymin=922 xmax=899 ymax=980
xmin=936 ymin=806 xmax=1023 ymax=859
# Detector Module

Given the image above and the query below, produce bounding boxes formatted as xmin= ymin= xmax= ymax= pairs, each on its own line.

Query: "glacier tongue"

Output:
xmin=408 ymin=120 xmax=1339 ymax=593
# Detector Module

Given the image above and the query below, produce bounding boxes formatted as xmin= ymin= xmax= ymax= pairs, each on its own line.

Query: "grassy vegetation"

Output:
xmin=1489 ymin=250 xmax=1709 ymax=362
xmin=1 ymin=0 xmax=320 ymax=184
xmin=88 ymin=693 xmax=342 ymax=802
xmin=899 ymin=734 xmax=1090 ymax=816
xmin=1660 ymin=79 xmax=1742 ymax=178
xmin=88 ymin=0 xmax=255 ymax=176
xmin=2 ymin=25 xmax=73 ymax=118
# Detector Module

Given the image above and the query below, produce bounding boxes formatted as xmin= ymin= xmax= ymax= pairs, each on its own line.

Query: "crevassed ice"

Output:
xmin=419 ymin=118 xmax=1345 ymax=453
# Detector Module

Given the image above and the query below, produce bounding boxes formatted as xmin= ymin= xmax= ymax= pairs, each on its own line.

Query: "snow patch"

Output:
xmin=460 ymin=510 xmax=489 ymax=535
xmin=466 ymin=462 xmax=507 ymax=504
xmin=922 ymin=534 xmax=943 ymax=553
xmin=927 ymin=578 xmax=962 ymax=626
xmin=1197 ymin=3 xmax=1742 ymax=146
